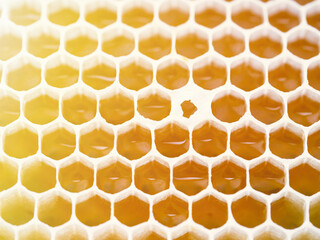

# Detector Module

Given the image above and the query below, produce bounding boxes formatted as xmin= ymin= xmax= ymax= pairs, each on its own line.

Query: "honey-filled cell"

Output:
xmin=231 ymin=4 xmax=263 ymax=29
xmin=0 ymin=33 xmax=22 ymax=61
xmin=55 ymin=225 xmax=88 ymax=240
xmin=287 ymin=30 xmax=319 ymax=59
xmin=173 ymin=231 xmax=208 ymax=240
xmin=212 ymin=30 xmax=245 ymax=58
xmin=0 ymin=157 xmax=18 ymax=191
xmin=195 ymin=3 xmax=226 ymax=28
xmin=249 ymin=30 xmax=282 ymax=58
xmin=102 ymin=30 xmax=135 ymax=57
xmin=48 ymin=3 xmax=79 ymax=26
xmin=159 ymin=1 xmax=189 ymax=27
xmin=268 ymin=5 xmax=300 ymax=32
xmin=122 ymin=3 xmax=153 ymax=28
xmin=9 ymin=4 xmax=40 ymax=26
xmin=27 ymin=31 xmax=60 ymax=58
xmin=65 ymin=29 xmax=98 ymax=57
xmin=0 ymin=93 xmax=20 ymax=126
xmin=85 ymin=5 xmax=117 ymax=29
xmin=134 ymin=230 xmax=166 ymax=240
xmin=18 ymin=225 xmax=51 ymax=240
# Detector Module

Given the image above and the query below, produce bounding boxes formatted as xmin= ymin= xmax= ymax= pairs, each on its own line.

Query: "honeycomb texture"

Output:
xmin=0 ymin=0 xmax=320 ymax=239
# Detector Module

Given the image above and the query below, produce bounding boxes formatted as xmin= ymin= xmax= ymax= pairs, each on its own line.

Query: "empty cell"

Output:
xmin=139 ymin=29 xmax=172 ymax=60
xmin=137 ymin=90 xmax=171 ymax=121
xmin=9 ymin=4 xmax=40 ymax=26
xmin=122 ymin=3 xmax=153 ymax=28
xmin=215 ymin=229 xmax=247 ymax=240
xmin=310 ymin=197 xmax=320 ymax=228
xmin=268 ymin=4 xmax=300 ymax=32
xmin=195 ymin=2 xmax=226 ymax=28
xmin=21 ymin=158 xmax=56 ymax=193
xmin=211 ymin=159 xmax=246 ymax=194
xmin=55 ymin=225 xmax=88 ymax=240
xmin=38 ymin=192 xmax=72 ymax=227
xmin=249 ymin=30 xmax=282 ymax=58
xmin=0 ymin=33 xmax=22 ymax=61
xmin=181 ymin=100 xmax=197 ymax=118
xmin=0 ymin=157 xmax=18 ymax=191
xmin=249 ymin=159 xmax=285 ymax=195
xmin=119 ymin=58 xmax=153 ymax=91
xmin=287 ymin=30 xmax=319 ymax=59
xmin=230 ymin=123 xmax=266 ymax=160
xmin=117 ymin=123 xmax=152 ymax=160
xmin=159 ymin=1 xmax=189 ymax=27
xmin=85 ymin=5 xmax=117 ymax=28
xmin=0 ymin=189 xmax=34 ymax=225
xmin=114 ymin=195 xmax=149 ymax=226
xmin=308 ymin=126 xmax=320 ymax=160
xmin=27 ymin=30 xmax=60 ymax=58
xmin=97 ymin=159 xmax=132 ymax=194
xmin=254 ymin=228 xmax=285 ymax=240
xmin=41 ymin=125 xmax=76 ymax=160
xmin=18 ymin=224 xmax=50 ymax=240
xmin=268 ymin=59 xmax=302 ymax=92
xmin=290 ymin=162 xmax=320 ymax=196
xmin=48 ymin=2 xmax=79 ymax=26
xmin=156 ymin=59 xmax=189 ymax=90
xmin=212 ymin=29 xmax=245 ymax=57
xmin=153 ymin=194 xmax=188 ymax=227
xmin=271 ymin=194 xmax=305 ymax=229
xmin=173 ymin=158 xmax=208 ymax=196
xmin=0 ymin=93 xmax=20 ymax=126
xmin=308 ymin=61 xmax=320 ymax=91
xmin=192 ymin=57 xmax=227 ymax=90
xmin=176 ymin=30 xmax=209 ymax=59
xmin=250 ymin=90 xmax=284 ymax=125
xmin=211 ymin=91 xmax=246 ymax=123
xmin=269 ymin=124 xmax=304 ymax=159
xmin=59 ymin=159 xmax=94 ymax=193
xmin=76 ymin=194 xmax=111 ymax=226
xmin=230 ymin=58 xmax=265 ymax=92
xmin=292 ymin=231 xmax=320 ymax=240
xmin=99 ymin=90 xmax=134 ymax=125
xmin=192 ymin=195 xmax=228 ymax=229
xmin=102 ymin=29 xmax=135 ymax=57
xmin=94 ymin=227 xmax=127 ymax=240
xmin=232 ymin=195 xmax=267 ymax=228
xmin=307 ymin=7 xmax=320 ymax=31
xmin=3 ymin=124 xmax=38 ymax=159
xmin=232 ymin=3 xmax=263 ymax=29
xmin=155 ymin=122 xmax=190 ymax=158
xmin=135 ymin=158 xmax=170 ymax=195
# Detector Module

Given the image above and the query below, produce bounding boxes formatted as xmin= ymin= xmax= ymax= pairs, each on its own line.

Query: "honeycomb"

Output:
xmin=0 ymin=0 xmax=320 ymax=239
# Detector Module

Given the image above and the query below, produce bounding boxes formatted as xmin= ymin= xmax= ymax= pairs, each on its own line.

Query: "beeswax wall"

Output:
xmin=0 ymin=0 xmax=320 ymax=239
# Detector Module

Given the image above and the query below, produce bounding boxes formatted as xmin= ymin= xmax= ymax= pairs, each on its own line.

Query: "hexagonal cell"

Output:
xmin=310 ymin=197 xmax=320 ymax=228
xmin=76 ymin=194 xmax=111 ymax=226
xmin=153 ymin=194 xmax=188 ymax=227
xmin=133 ymin=228 xmax=166 ymax=240
xmin=59 ymin=158 xmax=94 ymax=193
xmin=294 ymin=0 xmax=314 ymax=5
xmin=155 ymin=122 xmax=190 ymax=158
xmin=119 ymin=58 xmax=153 ymax=91
xmin=307 ymin=7 xmax=320 ymax=31
xmin=6 ymin=60 xmax=41 ymax=91
xmin=211 ymin=91 xmax=246 ymax=123
xmin=230 ymin=58 xmax=265 ymax=91
xmin=181 ymin=100 xmax=197 ymax=118
xmin=254 ymin=227 xmax=285 ymax=240
xmin=230 ymin=123 xmax=266 ymax=160
xmin=215 ymin=228 xmax=247 ymax=240
xmin=288 ymin=90 xmax=320 ymax=127
xmin=159 ymin=1 xmax=189 ymax=27
xmin=211 ymin=158 xmax=246 ymax=194
xmin=55 ymin=225 xmax=88 ymax=240
xmin=173 ymin=230 xmax=208 ymax=240
xmin=231 ymin=3 xmax=263 ymax=29
xmin=308 ymin=61 xmax=320 ymax=91
xmin=269 ymin=124 xmax=304 ymax=159
xmin=0 ymin=32 xmax=22 ymax=61
xmin=41 ymin=125 xmax=76 ymax=160
xmin=135 ymin=157 xmax=170 ymax=195
xmin=114 ymin=194 xmax=149 ymax=226
xmin=232 ymin=195 xmax=266 ymax=228
xmin=38 ymin=192 xmax=72 ymax=227
xmin=287 ymin=30 xmax=319 ymax=59
xmin=292 ymin=230 xmax=320 ymax=240
xmin=192 ymin=57 xmax=227 ymax=90
xmin=268 ymin=4 xmax=300 ymax=32
xmin=99 ymin=90 xmax=134 ymax=125
xmin=102 ymin=28 xmax=135 ymax=57
xmin=94 ymin=227 xmax=127 ymax=240
xmin=250 ymin=90 xmax=284 ymax=125
xmin=122 ymin=3 xmax=153 ymax=28
xmin=3 ymin=123 xmax=38 ymax=159
xmin=21 ymin=158 xmax=56 ymax=193
xmin=96 ymin=159 xmax=132 ymax=194
xmin=137 ymin=89 xmax=171 ymax=121
xmin=250 ymin=159 xmax=285 ymax=195
xmin=173 ymin=158 xmax=208 ymax=196
xmin=117 ymin=123 xmax=151 ymax=160
xmin=79 ymin=124 xmax=114 ymax=158
xmin=85 ymin=4 xmax=117 ymax=28
xmin=139 ymin=29 xmax=172 ymax=60
xmin=0 ymin=92 xmax=20 ymax=126
xmin=62 ymin=91 xmax=97 ymax=125
xmin=249 ymin=29 xmax=282 ymax=58
xmin=268 ymin=59 xmax=302 ymax=92
xmin=192 ymin=195 xmax=228 ymax=229
xmin=65 ymin=27 xmax=98 ymax=57
xmin=271 ymin=193 xmax=305 ymax=229
xmin=82 ymin=58 xmax=116 ymax=90
xmin=212 ymin=28 xmax=245 ymax=58
xmin=0 ymin=157 xmax=18 ymax=191
xmin=9 ymin=3 xmax=40 ymax=26
xmin=18 ymin=224 xmax=51 ymax=240
xmin=24 ymin=91 xmax=59 ymax=125
xmin=156 ymin=59 xmax=189 ymax=90
xmin=195 ymin=2 xmax=226 ymax=28
xmin=290 ymin=162 xmax=320 ymax=196
xmin=192 ymin=121 xmax=227 ymax=157
xmin=176 ymin=29 xmax=209 ymax=59
xmin=0 ymin=188 xmax=34 ymax=225
xmin=48 ymin=2 xmax=79 ymax=26
xmin=308 ymin=126 xmax=320 ymax=160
